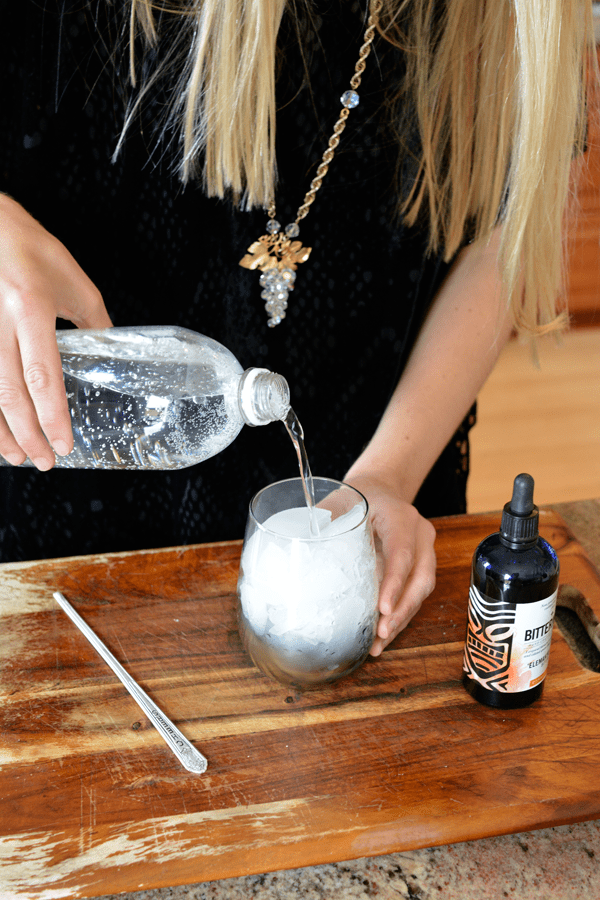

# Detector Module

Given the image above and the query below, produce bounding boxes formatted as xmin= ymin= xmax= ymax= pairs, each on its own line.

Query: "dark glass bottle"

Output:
xmin=462 ymin=473 xmax=559 ymax=709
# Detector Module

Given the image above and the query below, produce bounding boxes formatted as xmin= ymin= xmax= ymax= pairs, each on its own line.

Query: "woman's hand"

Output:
xmin=344 ymin=471 xmax=437 ymax=656
xmin=0 ymin=195 xmax=112 ymax=469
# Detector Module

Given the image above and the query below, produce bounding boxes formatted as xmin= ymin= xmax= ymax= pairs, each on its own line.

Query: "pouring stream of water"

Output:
xmin=283 ymin=408 xmax=320 ymax=537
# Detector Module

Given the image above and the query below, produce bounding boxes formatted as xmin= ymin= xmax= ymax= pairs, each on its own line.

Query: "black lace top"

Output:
xmin=0 ymin=0 xmax=474 ymax=562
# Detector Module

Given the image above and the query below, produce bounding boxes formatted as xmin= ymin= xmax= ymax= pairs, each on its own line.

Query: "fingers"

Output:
xmin=0 ymin=311 xmax=70 ymax=468
xmin=0 ymin=410 xmax=28 ymax=466
xmin=370 ymin=515 xmax=437 ymax=657
xmin=342 ymin=473 xmax=438 ymax=657
xmin=0 ymin=197 xmax=112 ymax=468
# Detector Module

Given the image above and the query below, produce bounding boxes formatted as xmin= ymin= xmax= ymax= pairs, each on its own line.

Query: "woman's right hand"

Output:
xmin=0 ymin=195 xmax=113 ymax=469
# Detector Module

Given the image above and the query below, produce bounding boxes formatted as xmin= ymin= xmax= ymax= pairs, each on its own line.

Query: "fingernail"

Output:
xmin=3 ymin=452 xmax=26 ymax=466
xmin=33 ymin=457 xmax=54 ymax=471
xmin=383 ymin=621 xmax=396 ymax=640
xmin=53 ymin=440 xmax=71 ymax=457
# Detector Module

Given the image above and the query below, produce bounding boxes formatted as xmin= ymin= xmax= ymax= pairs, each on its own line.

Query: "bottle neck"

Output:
xmin=499 ymin=533 xmax=538 ymax=551
xmin=238 ymin=368 xmax=290 ymax=426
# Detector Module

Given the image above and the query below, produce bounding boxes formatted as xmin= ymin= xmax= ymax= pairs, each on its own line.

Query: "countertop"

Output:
xmin=53 ymin=500 xmax=600 ymax=900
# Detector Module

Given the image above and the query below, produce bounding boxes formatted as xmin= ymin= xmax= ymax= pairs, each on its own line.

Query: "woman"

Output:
xmin=0 ymin=0 xmax=593 ymax=655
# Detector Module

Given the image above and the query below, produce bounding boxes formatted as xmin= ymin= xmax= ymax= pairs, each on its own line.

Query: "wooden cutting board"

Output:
xmin=2 ymin=509 xmax=600 ymax=899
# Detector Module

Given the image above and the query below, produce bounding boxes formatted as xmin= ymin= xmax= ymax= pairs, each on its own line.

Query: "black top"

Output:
xmin=0 ymin=0 xmax=474 ymax=562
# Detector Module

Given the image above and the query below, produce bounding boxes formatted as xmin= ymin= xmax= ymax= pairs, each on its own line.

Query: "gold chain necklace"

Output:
xmin=239 ymin=0 xmax=382 ymax=327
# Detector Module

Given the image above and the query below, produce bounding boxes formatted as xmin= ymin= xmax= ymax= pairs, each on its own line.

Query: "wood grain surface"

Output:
xmin=2 ymin=509 xmax=600 ymax=899
xmin=566 ymin=47 xmax=600 ymax=325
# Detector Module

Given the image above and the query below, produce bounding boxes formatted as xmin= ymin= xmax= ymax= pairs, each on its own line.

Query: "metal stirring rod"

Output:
xmin=53 ymin=591 xmax=208 ymax=774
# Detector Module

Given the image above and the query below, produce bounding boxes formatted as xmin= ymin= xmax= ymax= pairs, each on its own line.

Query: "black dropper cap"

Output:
xmin=500 ymin=473 xmax=539 ymax=548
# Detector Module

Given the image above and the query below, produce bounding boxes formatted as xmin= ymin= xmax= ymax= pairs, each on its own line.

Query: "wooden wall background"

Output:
xmin=566 ymin=48 xmax=600 ymax=326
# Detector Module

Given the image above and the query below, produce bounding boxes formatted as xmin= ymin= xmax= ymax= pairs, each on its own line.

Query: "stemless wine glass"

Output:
xmin=236 ymin=477 xmax=380 ymax=689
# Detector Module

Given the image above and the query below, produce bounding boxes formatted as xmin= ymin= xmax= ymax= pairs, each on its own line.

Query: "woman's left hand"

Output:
xmin=344 ymin=472 xmax=437 ymax=656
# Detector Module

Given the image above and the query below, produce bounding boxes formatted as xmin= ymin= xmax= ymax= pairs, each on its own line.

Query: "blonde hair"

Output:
xmin=123 ymin=0 xmax=286 ymax=204
xmin=126 ymin=0 xmax=596 ymax=335
xmin=383 ymin=0 xmax=593 ymax=334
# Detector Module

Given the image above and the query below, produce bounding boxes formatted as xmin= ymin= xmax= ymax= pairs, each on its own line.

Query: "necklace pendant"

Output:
xmin=240 ymin=233 xmax=312 ymax=327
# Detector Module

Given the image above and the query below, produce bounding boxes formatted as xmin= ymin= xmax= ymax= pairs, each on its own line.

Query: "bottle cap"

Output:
xmin=500 ymin=473 xmax=539 ymax=546
xmin=239 ymin=368 xmax=290 ymax=426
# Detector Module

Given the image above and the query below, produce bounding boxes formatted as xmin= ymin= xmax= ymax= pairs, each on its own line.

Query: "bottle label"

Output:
xmin=463 ymin=584 xmax=558 ymax=693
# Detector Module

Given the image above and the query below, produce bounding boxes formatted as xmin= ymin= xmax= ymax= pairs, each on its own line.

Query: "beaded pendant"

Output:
xmin=239 ymin=220 xmax=311 ymax=327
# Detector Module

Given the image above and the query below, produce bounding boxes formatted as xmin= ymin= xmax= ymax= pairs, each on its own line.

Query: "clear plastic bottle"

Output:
xmin=1 ymin=326 xmax=290 ymax=470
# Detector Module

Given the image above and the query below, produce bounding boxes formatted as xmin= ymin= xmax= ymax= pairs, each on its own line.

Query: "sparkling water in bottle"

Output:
xmin=1 ymin=326 xmax=290 ymax=470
